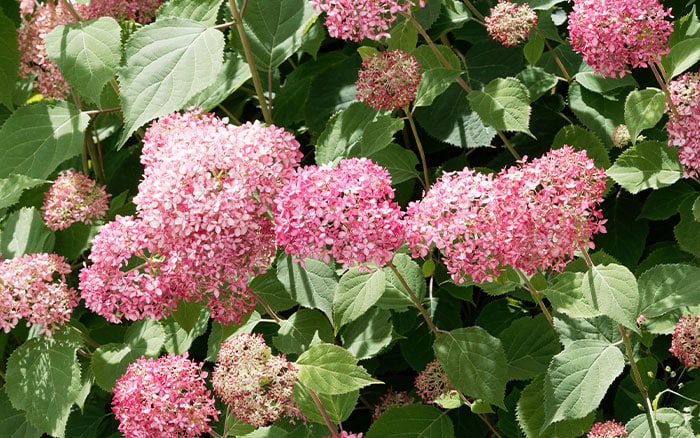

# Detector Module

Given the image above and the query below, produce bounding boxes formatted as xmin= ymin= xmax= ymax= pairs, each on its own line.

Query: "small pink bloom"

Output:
xmin=485 ymin=1 xmax=538 ymax=47
xmin=587 ymin=420 xmax=628 ymax=438
xmin=356 ymin=50 xmax=422 ymax=111
xmin=670 ymin=314 xmax=700 ymax=370
xmin=112 ymin=354 xmax=218 ymax=438
xmin=415 ymin=359 xmax=454 ymax=404
xmin=42 ymin=170 xmax=110 ymax=230
xmin=667 ymin=71 xmax=700 ymax=179
xmin=81 ymin=0 xmax=162 ymax=22
xmin=373 ymin=387 xmax=415 ymax=420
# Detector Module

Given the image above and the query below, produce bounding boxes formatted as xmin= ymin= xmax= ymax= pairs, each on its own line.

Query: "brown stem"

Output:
xmin=516 ymin=269 xmax=553 ymax=327
xmin=579 ymin=246 xmax=594 ymax=269
xmin=70 ymin=325 xmax=100 ymax=349
xmin=388 ymin=262 xmax=442 ymax=336
xmin=59 ymin=0 xmax=82 ymax=21
xmin=254 ymin=294 xmax=283 ymax=324
xmin=458 ymin=393 xmax=504 ymax=438
xmin=404 ymin=109 xmax=430 ymax=189
xmin=651 ymin=62 xmax=678 ymax=120
xmin=461 ymin=0 xmax=485 ymax=22
xmin=307 ymin=387 xmax=339 ymax=438
xmin=534 ymin=28 xmax=571 ymax=83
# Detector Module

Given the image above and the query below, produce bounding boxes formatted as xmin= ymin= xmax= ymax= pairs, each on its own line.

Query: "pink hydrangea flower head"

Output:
xmin=42 ymin=170 xmax=110 ymax=230
xmin=275 ymin=157 xmax=404 ymax=270
xmin=81 ymin=0 xmax=162 ymax=22
xmin=19 ymin=0 xmax=35 ymax=16
xmin=612 ymin=124 xmax=632 ymax=148
xmin=568 ymin=0 xmax=673 ymax=78
xmin=669 ymin=314 xmax=700 ymax=370
xmin=667 ymin=71 xmax=700 ymax=178
xmin=327 ymin=432 xmax=364 ymax=438
xmin=485 ymin=1 xmax=538 ymax=47
xmin=492 ymin=146 xmax=607 ymax=275
xmin=310 ymin=0 xmax=424 ymax=42
xmin=372 ymin=387 xmax=415 ymax=420
xmin=405 ymin=168 xmax=502 ymax=283
xmin=0 ymin=253 xmax=78 ymax=335
xmin=112 ymin=354 xmax=218 ymax=438
xmin=355 ymin=50 xmax=422 ymax=110
xmin=415 ymin=359 xmax=454 ymax=404
xmin=212 ymin=333 xmax=301 ymax=427
xmin=78 ymin=215 xmax=183 ymax=323
xmin=587 ymin=420 xmax=628 ymax=438
xmin=134 ymin=109 xmax=302 ymax=325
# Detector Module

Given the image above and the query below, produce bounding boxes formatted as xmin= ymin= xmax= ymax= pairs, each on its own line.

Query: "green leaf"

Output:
xmin=626 ymin=408 xmax=696 ymax=438
xmin=516 ymin=375 xmax=594 ymax=438
xmin=367 ymin=404 xmax=454 ymax=438
xmin=293 ymin=383 xmax=358 ymax=424
xmin=232 ymin=0 xmax=318 ymax=71
xmin=574 ymin=72 xmax=638 ymax=95
xmin=523 ymin=32 xmax=544 ymax=65
xmin=433 ymin=327 xmax=508 ymax=409
xmin=414 ymin=83 xmax=496 ymax=148
xmin=54 ymin=223 xmax=99 ymax=260
xmin=387 ymin=19 xmax=418 ymax=53
xmin=0 ymin=174 xmax=48 ymax=211
xmin=206 ymin=311 xmax=261 ymax=361
xmin=412 ymin=44 xmax=462 ymax=108
xmin=546 ymin=271 xmax=600 ymax=319
xmin=64 ymin=402 xmax=109 ymax=438
xmin=0 ymin=101 xmax=90 ymax=179
xmin=0 ymin=387 xmax=43 ymax=438
xmin=596 ymin=196 xmax=649 ymax=267
xmin=378 ymin=253 xmax=426 ymax=311
xmin=249 ymin=271 xmax=297 ymax=312
xmin=568 ymin=82 xmax=624 ymax=149
xmin=675 ymin=195 xmax=700 ymax=258
xmin=162 ymin=300 xmax=210 ymax=354
xmin=0 ymin=207 xmax=54 ymax=257
xmin=661 ymin=38 xmax=700 ymax=78
xmin=607 ymin=141 xmax=684 ymax=193
xmin=467 ymin=77 xmax=532 ymax=134
xmin=273 ymin=309 xmax=334 ymax=355
xmin=516 ymin=66 xmax=557 ymax=102
xmin=45 ymin=18 xmax=122 ymax=103
xmin=5 ymin=328 xmax=83 ymax=437
xmin=334 ymin=267 xmax=386 ymax=331
xmin=0 ymin=10 xmax=19 ymax=109
xmin=543 ymin=340 xmax=625 ymax=426
xmin=669 ymin=6 xmax=700 ymax=47
xmin=361 ymin=115 xmax=404 ymax=156
xmin=639 ymin=181 xmax=695 ymax=220
xmin=118 ymin=17 xmax=224 ymax=146
xmin=315 ymin=103 xmax=378 ymax=164
xmin=639 ymin=264 xmax=700 ymax=318
xmin=276 ymin=255 xmax=337 ymax=324
xmin=187 ymin=52 xmax=252 ymax=111
xmin=296 ymin=344 xmax=380 ymax=395
xmin=553 ymin=314 xmax=620 ymax=348
xmin=582 ymin=264 xmax=639 ymax=332
xmin=91 ymin=319 xmax=165 ymax=391
xmin=551 ymin=125 xmax=611 ymax=169
xmin=340 ymin=307 xmax=393 ymax=360
xmin=156 ymin=0 xmax=223 ymax=25
xmin=368 ymin=143 xmax=420 ymax=185
xmin=499 ymin=315 xmax=561 ymax=381
xmin=624 ymin=88 xmax=665 ymax=143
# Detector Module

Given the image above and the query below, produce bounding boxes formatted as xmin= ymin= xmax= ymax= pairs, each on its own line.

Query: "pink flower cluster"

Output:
xmin=42 ymin=170 xmax=110 ymax=230
xmin=81 ymin=0 xmax=162 ymax=22
xmin=667 ymin=72 xmax=700 ymax=179
xmin=568 ymin=0 xmax=673 ymax=78
xmin=372 ymin=387 xmax=415 ymax=420
xmin=275 ymin=158 xmax=404 ymax=270
xmin=669 ymin=314 xmax=700 ymax=370
xmin=112 ymin=354 xmax=218 ymax=438
xmin=355 ymin=50 xmax=422 ymax=111
xmin=406 ymin=147 xmax=607 ymax=283
xmin=0 ymin=253 xmax=78 ymax=335
xmin=80 ymin=109 xmax=302 ymax=324
xmin=587 ymin=420 xmax=628 ymax=438
xmin=310 ymin=0 xmax=424 ymax=41
xmin=485 ymin=1 xmax=538 ymax=47
xmin=415 ymin=359 xmax=454 ymax=404
xmin=212 ymin=333 xmax=301 ymax=427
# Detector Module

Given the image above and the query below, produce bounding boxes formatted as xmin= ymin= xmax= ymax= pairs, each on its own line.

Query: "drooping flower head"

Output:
xmin=212 ymin=333 xmax=301 ymax=427
xmin=587 ymin=420 xmax=628 ymax=438
xmin=0 ymin=253 xmax=78 ymax=335
xmin=42 ymin=170 xmax=110 ymax=230
xmin=356 ymin=50 xmax=422 ymax=110
xmin=275 ymin=158 xmax=404 ymax=270
xmin=310 ymin=0 xmax=424 ymax=42
xmin=112 ymin=354 xmax=218 ymax=438
xmin=415 ymin=359 xmax=454 ymax=404
xmin=485 ymin=1 xmax=538 ymax=47
xmin=666 ymin=71 xmax=700 ymax=178
xmin=568 ymin=0 xmax=673 ymax=77
xmin=372 ymin=387 xmax=415 ymax=420
xmin=669 ymin=314 xmax=700 ymax=370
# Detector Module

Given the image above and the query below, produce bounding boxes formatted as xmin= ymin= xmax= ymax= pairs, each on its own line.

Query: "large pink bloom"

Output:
xmin=355 ymin=50 xmax=422 ymax=111
xmin=667 ymin=71 xmax=700 ymax=178
xmin=670 ymin=314 xmax=700 ymax=370
xmin=568 ymin=0 xmax=673 ymax=77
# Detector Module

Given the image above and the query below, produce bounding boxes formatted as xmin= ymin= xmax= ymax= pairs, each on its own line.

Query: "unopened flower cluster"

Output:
xmin=568 ymin=0 xmax=673 ymax=77
xmin=415 ymin=359 xmax=454 ymax=404
xmin=669 ymin=314 xmax=700 ymax=370
xmin=275 ymin=158 xmax=404 ymax=270
xmin=112 ymin=354 xmax=218 ymax=438
xmin=485 ymin=1 xmax=537 ymax=47
xmin=356 ymin=50 xmax=422 ymax=110
xmin=406 ymin=146 xmax=607 ymax=283
xmin=0 ymin=253 xmax=78 ymax=335
xmin=80 ymin=109 xmax=302 ymax=324
xmin=587 ymin=420 xmax=628 ymax=438
xmin=42 ymin=170 xmax=110 ymax=230
xmin=373 ymin=387 xmax=415 ymax=420
xmin=666 ymin=71 xmax=700 ymax=178
xmin=212 ymin=333 xmax=301 ymax=427
xmin=17 ymin=0 xmax=161 ymax=99
xmin=310 ymin=0 xmax=424 ymax=41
